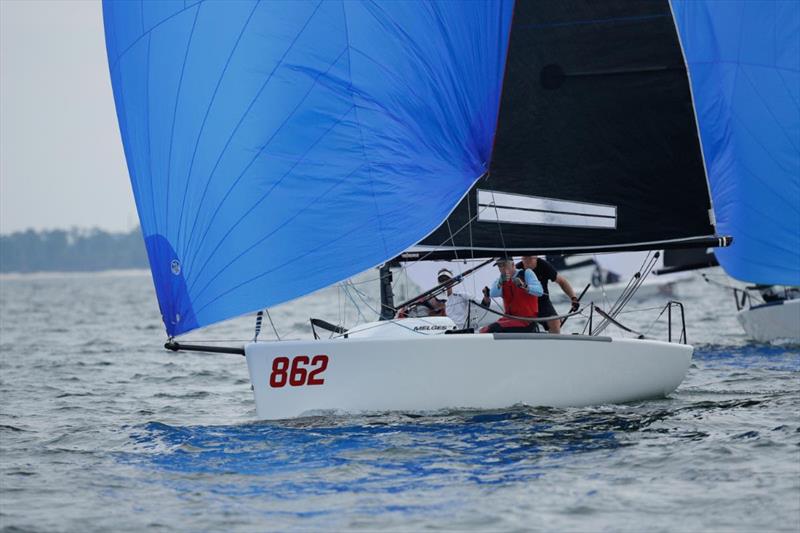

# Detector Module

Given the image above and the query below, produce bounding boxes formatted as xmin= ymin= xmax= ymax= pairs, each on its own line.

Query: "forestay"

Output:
xmin=103 ymin=1 xmax=513 ymax=335
xmin=672 ymin=1 xmax=800 ymax=287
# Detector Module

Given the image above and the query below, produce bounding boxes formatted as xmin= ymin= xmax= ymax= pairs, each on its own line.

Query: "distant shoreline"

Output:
xmin=0 ymin=268 xmax=151 ymax=281
xmin=0 ymin=227 xmax=148 ymax=275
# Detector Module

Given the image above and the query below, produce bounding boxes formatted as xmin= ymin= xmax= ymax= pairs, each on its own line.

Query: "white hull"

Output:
xmin=736 ymin=298 xmax=800 ymax=343
xmin=245 ymin=329 xmax=693 ymax=420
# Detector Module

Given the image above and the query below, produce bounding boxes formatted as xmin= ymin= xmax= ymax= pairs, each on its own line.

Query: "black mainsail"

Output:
xmin=403 ymin=0 xmax=724 ymax=261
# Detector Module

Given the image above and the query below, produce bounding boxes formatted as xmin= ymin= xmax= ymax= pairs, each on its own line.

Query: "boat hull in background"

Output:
xmin=245 ymin=334 xmax=693 ymax=420
xmin=737 ymin=298 xmax=800 ymax=343
xmin=552 ymin=275 xmax=688 ymax=306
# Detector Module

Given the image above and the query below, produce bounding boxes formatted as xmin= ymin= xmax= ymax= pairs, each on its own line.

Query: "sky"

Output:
xmin=1 ymin=0 xmax=136 ymax=234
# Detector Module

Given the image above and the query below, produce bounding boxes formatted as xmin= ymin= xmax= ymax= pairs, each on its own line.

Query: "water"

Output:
xmin=1 ymin=269 xmax=798 ymax=531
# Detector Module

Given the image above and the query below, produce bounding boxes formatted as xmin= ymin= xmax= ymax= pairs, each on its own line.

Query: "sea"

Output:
xmin=1 ymin=267 xmax=798 ymax=532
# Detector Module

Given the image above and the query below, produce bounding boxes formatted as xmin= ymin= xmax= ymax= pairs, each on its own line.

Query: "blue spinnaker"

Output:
xmin=103 ymin=0 xmax=513 ymax=335
xmin=672 ymin=0 xmax=800 ymax=286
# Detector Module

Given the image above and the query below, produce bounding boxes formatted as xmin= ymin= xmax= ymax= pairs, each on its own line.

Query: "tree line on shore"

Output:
xmin=0 ymin=227 xmax=148 ymax=273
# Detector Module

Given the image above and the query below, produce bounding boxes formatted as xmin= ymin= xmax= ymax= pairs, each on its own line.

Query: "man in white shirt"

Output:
xmin=437 ymin=268 xmax=491 ymax=330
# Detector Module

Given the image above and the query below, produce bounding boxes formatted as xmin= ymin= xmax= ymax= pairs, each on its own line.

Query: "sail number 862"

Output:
xmin=269 ymin=355 xmax=329 ymax=388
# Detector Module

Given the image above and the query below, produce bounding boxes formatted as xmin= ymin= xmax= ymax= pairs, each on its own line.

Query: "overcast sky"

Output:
xmin=1 ymin=0 xmax=136 ymax=234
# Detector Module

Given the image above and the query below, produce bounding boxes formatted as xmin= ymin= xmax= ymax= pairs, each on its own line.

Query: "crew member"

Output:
xmin=480 ymin=258 xmax=543 ymax=333
xmin=519 ymin=256 xmax=579 ymax=334
xmin=436 ymin=268 xmax=491 ymax=330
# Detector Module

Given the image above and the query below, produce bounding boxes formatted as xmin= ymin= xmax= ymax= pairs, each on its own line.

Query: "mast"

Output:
xmin=379 ymin=264 xmax=395 ymax=321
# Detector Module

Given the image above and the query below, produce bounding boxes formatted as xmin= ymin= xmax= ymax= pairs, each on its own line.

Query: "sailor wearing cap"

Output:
xmin=436 ymin=268 xmax=491 ymax=330
xmin=480 ymin=258 xmax=544 ymax=333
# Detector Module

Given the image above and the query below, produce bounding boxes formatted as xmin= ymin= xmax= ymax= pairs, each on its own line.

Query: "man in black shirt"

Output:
xmin=520 ymin=256 xmax=579 ymax=334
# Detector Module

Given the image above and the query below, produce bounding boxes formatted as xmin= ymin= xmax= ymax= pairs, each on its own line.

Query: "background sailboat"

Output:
xmin=672 ymin=0 xmax=800 ymax=342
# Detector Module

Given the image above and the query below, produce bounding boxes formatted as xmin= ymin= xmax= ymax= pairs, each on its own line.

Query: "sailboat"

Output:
xmin=103 ymin=0 xmax=731 ymax=419
xmin=671 ymin=1 xmax=800 ymax=343
xmin=590 ymin=252 xmax=693 ymax=302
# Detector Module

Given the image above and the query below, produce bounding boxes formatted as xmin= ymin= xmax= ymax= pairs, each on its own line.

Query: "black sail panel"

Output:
xmin=657 ymin=247 xmax=719 ymax=275
xmin=411 ymin=0 xmax=717 ymax=261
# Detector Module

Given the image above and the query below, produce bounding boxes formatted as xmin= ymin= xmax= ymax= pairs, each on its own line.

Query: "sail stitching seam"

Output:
xmin=180 ymin=0 xmax=326 ymax=271
xmin=108 ymin=0 xmax=207 ymax=72
xmin=164 ymin=5 xmax=202 ymax=244
xmin=175 ymin=1 xmax=262 ymax=257
xmin=188 ymin=203 xmax=413 ymax=318
xmin=182 ymin=163 xmax=365 ymax=314
xmin=183 ymin=100 xmax=355 ymax=300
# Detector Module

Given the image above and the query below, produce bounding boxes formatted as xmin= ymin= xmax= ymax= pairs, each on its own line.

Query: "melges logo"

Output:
xmin=412 ymin=325 xmax=451 ymax=332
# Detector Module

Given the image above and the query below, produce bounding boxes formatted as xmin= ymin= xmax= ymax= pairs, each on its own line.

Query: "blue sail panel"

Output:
xmin=672 ymin=0 xmax=800 ymax=286
xmin=103 ymin=0 xmax=513 ymax=336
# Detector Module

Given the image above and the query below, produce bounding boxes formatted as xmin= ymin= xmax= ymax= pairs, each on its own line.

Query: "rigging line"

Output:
xmin=604 ymin=254 xmax=654 ymax=322
xmin=615 ymin=305 xmax=665 ymax=315
xmin=467 ymin=188 xmax=475 ymax=262
xmin=334 ymin=200 xmax=495 ymax=292
xmin=164 ymin=5 xmax=202 ymax=239
xmin=394 ymin=201 xmax=494 ymax=272
xmin=174 ymin=1 xmax=262 ymax=254
xmin=489 ymin=189 xmax=508 ymax=255
xmin=182 ymin=46 xmax=351 ymax=277
xmin=592 ymin=256 xmax=640 ymax=335
xmin=594 ymin=252 xmax=658 ymax=336
xmin=179 ymin=0 xmax=325 ymax=264
xmin=580 ymin=306 xmax=591 ymax=335
xmin=612 ymin=259 xmax=655 ymax=318
xmin=605 ymin=251 xmax=655 ymax=318
xmin=609 ymin=252 xmax=654 ymax=316
xmin=641 ymin=301 xmax=683 ymax=339
xmin=347 ymin=280 xmax=381 ymax=318
xmin=463 ymin=197 xmax=477 ymax=295
xmin=337 ymin=283 xmax=342 ymax=331
xmin=265 ymin=309 xmax=281 ymax=341
xmin=342 ymin=283 xmax=367 ymax=323
xmin=445 ymin=218 xmax=460 ymax=261
xmin=468 ymin=301 xmax=582 ymax=323
xmin=591 ymin=253 xmax=611 ymax=309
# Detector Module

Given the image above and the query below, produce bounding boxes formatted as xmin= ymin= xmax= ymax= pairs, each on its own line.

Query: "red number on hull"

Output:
xmin=289 ymin=356 xmax=310 ymax=386
xmin=269 ymin=357 xmax=290 ymax=388
xmin=307 ymin=355 xmax=328 ymax=385
xmin=269 ymin=355 xmax=329 ymax=387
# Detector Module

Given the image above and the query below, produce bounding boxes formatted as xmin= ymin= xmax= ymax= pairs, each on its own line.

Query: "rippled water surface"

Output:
xmin=1 ymin=269 xmax=798 ymax=531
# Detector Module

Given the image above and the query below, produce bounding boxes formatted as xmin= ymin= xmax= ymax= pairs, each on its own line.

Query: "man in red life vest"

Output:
xmin=480 ymin=258 xmax=543 ymax=333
